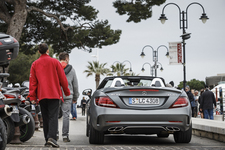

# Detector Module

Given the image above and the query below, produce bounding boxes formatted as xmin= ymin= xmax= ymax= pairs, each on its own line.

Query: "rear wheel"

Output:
xmin=3 ymin=117 xmax=15 ymax=143
xmin=0 ymin=118 xmax=7 ymax=150
xmin=174 ymin=124 xmax=192 ymax=143
xmin=89 ymin=122 xmax=104 ymax=144
xmin=19 ymin=107 xmax=35 ymax=142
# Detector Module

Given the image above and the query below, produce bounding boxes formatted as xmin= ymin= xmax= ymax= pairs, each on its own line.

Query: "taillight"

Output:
xmin=169 ymin=96 xmax=189 ymax=108
xmin=0 ymin=42 xmax=2 ymax=45
xmin=95 ymin=97 xmax=119 ymax=108
xmin=4 ymin=94 xmax=16 ymax=99
xmin=13 ymin=38 xmax=18 ymax=43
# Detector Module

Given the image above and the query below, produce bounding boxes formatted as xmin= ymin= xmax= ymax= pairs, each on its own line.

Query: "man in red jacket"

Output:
xmin=29 ymin=43 xmax=70 ymax=148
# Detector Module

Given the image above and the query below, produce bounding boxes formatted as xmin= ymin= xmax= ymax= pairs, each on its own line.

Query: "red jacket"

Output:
xmin=29 ymin=54 xmax=70 ymax=103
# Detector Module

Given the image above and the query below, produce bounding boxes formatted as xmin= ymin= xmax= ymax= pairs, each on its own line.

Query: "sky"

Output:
xmin=68 ymin=0 xmax=225 ymax=104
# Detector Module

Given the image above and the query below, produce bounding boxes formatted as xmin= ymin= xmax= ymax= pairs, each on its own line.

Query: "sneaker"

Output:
xmin=73 ymin=117 xmax=76 ymax=120
xmin=63 ymin=136 xmax=71 ymax=142
xmin=44 ymin=142 xmax=51 ymax=147
xmin=47 ymin=138 xmax=60 ymax=148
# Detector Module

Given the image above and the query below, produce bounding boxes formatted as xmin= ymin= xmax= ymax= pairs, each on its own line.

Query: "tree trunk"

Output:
xmin=95 ymin=74 xmax=100 ymax=89
xmin=6 ymin=0 xmax=27 ymax=40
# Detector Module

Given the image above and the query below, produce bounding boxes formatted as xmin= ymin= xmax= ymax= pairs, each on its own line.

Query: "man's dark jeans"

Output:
xmin=204 ymin=109 xmax=214 ymax=120
xmin=39 ymin=99 xmax=59 ymax=142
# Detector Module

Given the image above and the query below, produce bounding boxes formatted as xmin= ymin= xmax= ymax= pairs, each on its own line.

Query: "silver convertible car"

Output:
xmin=83 ymin=76 xmax=192 ymax=144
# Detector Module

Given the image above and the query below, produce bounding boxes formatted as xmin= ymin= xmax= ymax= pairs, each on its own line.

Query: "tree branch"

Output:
xmin=27 ymin=6 xmax=73 ymax=40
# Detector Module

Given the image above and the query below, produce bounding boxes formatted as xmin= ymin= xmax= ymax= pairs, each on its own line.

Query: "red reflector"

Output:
xmin=129 ymin=89 xmax=159 ymax=92
xmin=0 ymin=104 xmax=5 ymax=108
xmin=4 ymin=94 xmax=16 ymax=99
xmin=0 ymin=42 xmax=2 ymax=45
xmin=13 ymin=38 xmax=18 ymax=43
xmin=169 ymin=121 xmax=183 ymax=123
xmin=106 ymin=121 xmax=121 ymax=123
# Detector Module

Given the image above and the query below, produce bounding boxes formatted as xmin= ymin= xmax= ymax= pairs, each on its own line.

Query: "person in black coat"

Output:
xmin=200 ymin=85 xmax=216 ymax=120
xmin=81 ymin=97 xmax=87 ymax=116
xmin=185 ymin=86 xmax=195 ymax=117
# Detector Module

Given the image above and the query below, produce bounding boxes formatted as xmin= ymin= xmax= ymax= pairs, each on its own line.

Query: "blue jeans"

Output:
xmin=71 ymin=103 xmax=77 ymax=118
xmin=204 ymin=109 xmax=214 ymax=120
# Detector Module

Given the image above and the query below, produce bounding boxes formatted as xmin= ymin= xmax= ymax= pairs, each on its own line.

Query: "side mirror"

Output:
xmin=82 ymin=89 xmax=92 ymax=98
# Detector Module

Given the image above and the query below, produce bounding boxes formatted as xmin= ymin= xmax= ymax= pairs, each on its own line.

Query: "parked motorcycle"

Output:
xmin=1 ymin=76 xmax=35 ymax=143
xmin=0 ymin=73 xmax=13 ymax=149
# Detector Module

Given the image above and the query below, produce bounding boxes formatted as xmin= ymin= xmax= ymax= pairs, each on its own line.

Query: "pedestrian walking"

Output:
xmin=71 ymin=100 xmax=77 ymax=120
xmin=194 ymin=90 xmax=199 ymax=117
xmin=59 ymin=52 xmax=79 ymax=142
xmin=81 ymin=97 xmax=87 ymax=116
xmin=185 ymin=86 xmax=196 ymax=117
xmin=29 ymin=43 xmax=70 ymax=148
xmin=200 ymin=85 xmax=216 ymax=120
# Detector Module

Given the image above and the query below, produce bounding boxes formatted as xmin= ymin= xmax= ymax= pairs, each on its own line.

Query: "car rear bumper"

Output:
xmin=91 ymin=106 xmax=192 ymax=134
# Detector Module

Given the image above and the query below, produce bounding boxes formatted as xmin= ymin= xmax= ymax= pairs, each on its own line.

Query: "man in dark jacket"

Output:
xmin=81 ymin=97 xmax=87 ymax=116
xmin=185 ymin=86 xmax=195 ymax=117
xmin=200 ymin=85 xmax=216 ymax=120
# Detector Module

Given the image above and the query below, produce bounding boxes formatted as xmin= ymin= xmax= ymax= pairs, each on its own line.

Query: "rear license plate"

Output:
xmin=129 ymin=98 xmax=160 ymax=105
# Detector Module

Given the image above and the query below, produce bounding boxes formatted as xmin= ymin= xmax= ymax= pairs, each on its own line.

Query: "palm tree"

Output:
xmin=110 ymin=63 xmax=131 ymax=76
xmin=84 ymin=61 xmax=110 ymax=89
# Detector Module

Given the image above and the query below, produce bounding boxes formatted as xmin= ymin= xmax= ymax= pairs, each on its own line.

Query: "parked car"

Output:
xmin=83 ymin=76 xmax=192 ymax=144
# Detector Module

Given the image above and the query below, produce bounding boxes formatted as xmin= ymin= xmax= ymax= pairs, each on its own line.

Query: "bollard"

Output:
xmin=9 ymin=126 xmax=22 ymax=144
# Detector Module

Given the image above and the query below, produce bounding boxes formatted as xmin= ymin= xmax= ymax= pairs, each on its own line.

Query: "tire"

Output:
xmin=0 ymin=118 xmax=7 ymax=150
xmin=86 ymin=112 xmax=89 ymax=137
xmin=18 ymin=107 xmax=35 ymax=142
xmin=174 ymin=124 xmax=192 ymax=143
xmin=157 ymin=133 xmax=169 ymax=138
xmin=3 ymin=117 xmax=15 ymax=143
xmin=89 ymin=122 xmax=104 ymax=144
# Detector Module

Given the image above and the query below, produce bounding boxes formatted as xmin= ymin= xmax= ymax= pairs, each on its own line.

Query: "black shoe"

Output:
xmin=44 ymin=142 xmax=51 ymax=147
xmin=63 ymin=136 xmax=71 ymax=142
xmin=47 ymin=138 xmax=60 ymax=148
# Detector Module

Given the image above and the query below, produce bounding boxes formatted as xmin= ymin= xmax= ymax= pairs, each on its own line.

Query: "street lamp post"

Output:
xmin=140 ymin=45 xmax=169 ymax=77
xmin=141 ymin=62 xmax=154 ymax=76
xmin=159 ymin=2 xmax=209 ymax=90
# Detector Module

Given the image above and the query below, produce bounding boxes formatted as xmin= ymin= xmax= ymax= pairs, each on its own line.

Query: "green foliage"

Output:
xmin=83 ymin=61 xmax=110 ymax=89
xmin=178 ymin=79 xmax=205 ymax=91
xmin=110 ymin=63 xmax=131 ymax=76
xmin=0 ymin=0 xmax=122 ymax=55
xmin=113 ymin=0 xmax=166 ymax=23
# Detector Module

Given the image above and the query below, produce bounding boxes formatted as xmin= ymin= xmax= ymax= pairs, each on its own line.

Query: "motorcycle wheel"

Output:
xmin=0 ymin=118 xmax=7 ymax=150
xmin=3 ymin=117 xmax=15 ymax=143
xmin=18 ymin=107 xmax=35 ymax=142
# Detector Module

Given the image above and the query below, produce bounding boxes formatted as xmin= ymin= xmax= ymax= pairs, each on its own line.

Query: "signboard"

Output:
xmin=168 ymin=42 xmax=182 ymax=65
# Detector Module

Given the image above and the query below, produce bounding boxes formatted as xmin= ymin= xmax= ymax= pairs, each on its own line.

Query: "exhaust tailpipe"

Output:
xmin=15 ymin=114 xmax=30 ymax=127
xmin=0 ymin=105 xmax=13 ymax=119
xmin=108 ymin=126 xmax=124 ymax=132
xmin=166 ymin=127 xmax=180 ymax=131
